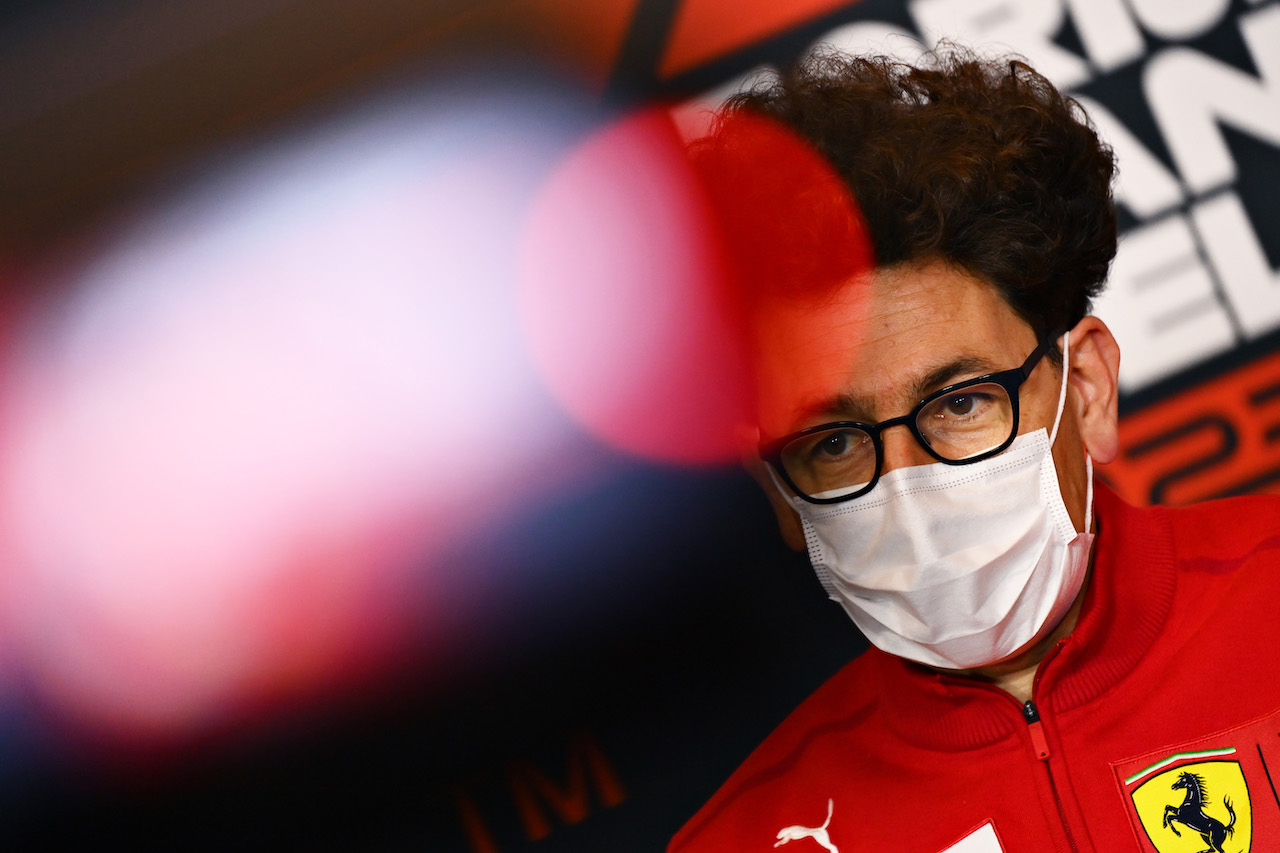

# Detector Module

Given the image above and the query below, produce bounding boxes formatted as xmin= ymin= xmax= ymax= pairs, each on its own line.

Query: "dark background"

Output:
xmin=2 ymin=1 xmax=1277 ymax=849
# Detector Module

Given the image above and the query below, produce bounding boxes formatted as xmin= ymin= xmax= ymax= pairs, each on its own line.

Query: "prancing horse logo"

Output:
xmin=775 ymin=799 xmax=838 ymax=853
xmin=1125 ymin=756 xmax=1252 ymax=853
xmin=1163 ymin=771 xmax=1237 ymax=853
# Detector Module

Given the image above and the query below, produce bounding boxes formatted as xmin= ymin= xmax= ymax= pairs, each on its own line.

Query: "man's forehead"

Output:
xmin=748 ymin=261 xmax=1035 ymax=435
xmin=757 ymin=351 xmax=1005 ymax=440
xmin=794 ymin=354 xmax=998 ymax=419
xmin=749 ymin=261 xmax=960 ymax=360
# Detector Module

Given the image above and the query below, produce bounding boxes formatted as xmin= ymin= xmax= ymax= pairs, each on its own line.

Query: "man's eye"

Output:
xmin=937 ymin=392 xmax=998 ymax=419
xmin=811 ymin=430 xmax=869 ymax=460
xmin=818 ymin=433 xmax=851 ymax=456
xmin=944 ymin=395 xmax=975 ymax=416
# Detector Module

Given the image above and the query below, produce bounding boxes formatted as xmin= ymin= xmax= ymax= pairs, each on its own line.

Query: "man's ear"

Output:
xmin=742 ymin=454 xmax=808 ymax=552
xmin=1067 ymin=315 xmax=1121 ymax=464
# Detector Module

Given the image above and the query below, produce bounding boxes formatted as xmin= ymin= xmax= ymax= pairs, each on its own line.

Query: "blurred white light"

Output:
xmin=0 ymin=77 xmax=592 ymax=739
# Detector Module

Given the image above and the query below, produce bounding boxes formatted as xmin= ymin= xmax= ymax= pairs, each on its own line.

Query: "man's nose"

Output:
xmin=880 ymin=421 xmax=934 ymax=475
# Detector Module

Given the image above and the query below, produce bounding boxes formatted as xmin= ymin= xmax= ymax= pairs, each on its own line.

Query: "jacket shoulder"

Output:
xmin=669 ymin=652 xmax=880 ymax=852
xmin=1163 ymin=492 xmax=1280 ymax=560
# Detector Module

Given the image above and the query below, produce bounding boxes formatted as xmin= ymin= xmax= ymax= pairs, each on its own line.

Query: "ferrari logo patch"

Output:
xmin=1126 ymin=753 xmax=1251 ymax=852
xmin=1113 ymin=708 xmax=1280 ymax=851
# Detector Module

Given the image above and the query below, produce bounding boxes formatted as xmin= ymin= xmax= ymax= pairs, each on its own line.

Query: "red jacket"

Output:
xmin=670 ymin=485 xmax=1280 ymax=852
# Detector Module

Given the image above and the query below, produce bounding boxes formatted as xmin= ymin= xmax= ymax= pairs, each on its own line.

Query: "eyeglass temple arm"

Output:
xmin=1019 ymin=330 xmax=1064 ymax=379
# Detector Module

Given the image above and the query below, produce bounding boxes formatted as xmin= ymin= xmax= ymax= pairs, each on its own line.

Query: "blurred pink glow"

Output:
xmin=0 ymin=85 xmax=595 ymax=743
xmin=518 ymin=106 xmax=752 ymax=466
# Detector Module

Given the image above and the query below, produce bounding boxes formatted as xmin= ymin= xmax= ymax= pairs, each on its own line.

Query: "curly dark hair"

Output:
xmin=691 ymin=48 xmax=1117 ymax=352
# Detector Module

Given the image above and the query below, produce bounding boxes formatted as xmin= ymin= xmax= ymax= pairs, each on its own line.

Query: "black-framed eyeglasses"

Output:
xmin=760 ymin=334 xmax=1057 ymax=504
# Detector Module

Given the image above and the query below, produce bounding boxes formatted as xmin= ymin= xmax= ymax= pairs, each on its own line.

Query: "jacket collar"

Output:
xmin=873 ymin=482 xmax=1178 ymax=750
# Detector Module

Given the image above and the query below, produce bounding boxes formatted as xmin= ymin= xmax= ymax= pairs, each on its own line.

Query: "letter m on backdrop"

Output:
xmin=507 ymin=731 xmax=627 ymax=841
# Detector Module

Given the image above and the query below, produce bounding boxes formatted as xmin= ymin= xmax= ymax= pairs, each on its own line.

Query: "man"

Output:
xmin=670 ymin=49 xmax=1280 ymax=852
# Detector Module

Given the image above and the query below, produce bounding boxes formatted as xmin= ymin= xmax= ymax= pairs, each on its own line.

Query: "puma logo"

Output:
xmin=774 ymin=798 xmax=837 ymax=853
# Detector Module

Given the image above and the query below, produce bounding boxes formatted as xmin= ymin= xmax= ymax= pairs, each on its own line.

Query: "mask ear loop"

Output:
xmin=1048 ymin=331 xmax=1094 ymax=536
xmin=1048 ymin=332 xmax=1070 ymax=447
xmin=1083 ymin=456 xmax=1094 ymax=536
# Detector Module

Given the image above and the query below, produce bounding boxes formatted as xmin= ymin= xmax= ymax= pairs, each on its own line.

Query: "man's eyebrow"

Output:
xmin=789 ymin=355 xmax=997 ymax=428
xmin=910 ymin=356 xmax=995 ymax=402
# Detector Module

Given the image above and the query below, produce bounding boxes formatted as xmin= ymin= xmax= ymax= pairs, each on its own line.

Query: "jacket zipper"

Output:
xmin=1022 ymin=699 xmax=1080 ymax=852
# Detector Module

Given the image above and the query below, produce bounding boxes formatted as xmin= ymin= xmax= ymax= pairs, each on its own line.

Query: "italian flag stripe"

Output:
xmin=1124 ymin=747 xmax=1238 ymax=785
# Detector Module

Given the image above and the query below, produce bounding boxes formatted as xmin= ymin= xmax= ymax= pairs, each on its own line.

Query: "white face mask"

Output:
xmin=784 ymin=334 xmax=1094 ymax=670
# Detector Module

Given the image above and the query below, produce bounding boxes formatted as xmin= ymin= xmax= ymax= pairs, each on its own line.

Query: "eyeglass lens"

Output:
xmin=780 ymin=381 xmax=1015 ymax=499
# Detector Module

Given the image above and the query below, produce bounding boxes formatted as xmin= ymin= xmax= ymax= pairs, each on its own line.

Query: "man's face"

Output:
xmin=753 ymin=259 xmax=1094 ymax=537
